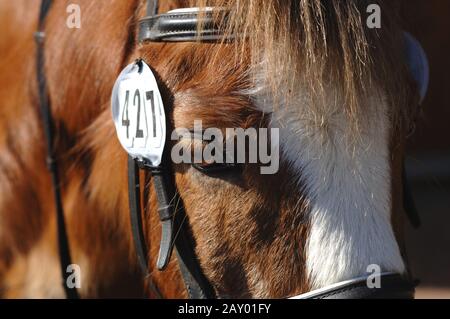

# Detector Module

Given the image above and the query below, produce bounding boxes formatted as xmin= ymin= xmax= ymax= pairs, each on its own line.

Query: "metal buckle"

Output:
xmin=34 ymin=31 xmax=46 ymax=44
xmin=135 ymin=158 xmax=163 ymax=173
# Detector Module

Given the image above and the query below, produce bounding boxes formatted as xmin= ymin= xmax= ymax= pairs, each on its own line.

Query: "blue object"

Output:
xmin=404 ymin=32 xmax=430 ymax=104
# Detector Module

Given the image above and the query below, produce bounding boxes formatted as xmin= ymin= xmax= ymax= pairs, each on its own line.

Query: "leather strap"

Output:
xmin=148 ymin=166 xmax=175 ymax=271
xmin=128 ymin=156 xmax=176 ymax=273
xmin=292 ymin=274 xmax=415 ymax=299
xmin=172 ymin=225 xmax=217 ymax=299
xmin=128 ymin=156 xmax=150 ymax=275
xmin=130 ymin=154 xmax=216 ymax=298
xmin=154 ymin=158 xmax=217 ymax=299
xmin=35 ymin=0 xmax=79 ymax=299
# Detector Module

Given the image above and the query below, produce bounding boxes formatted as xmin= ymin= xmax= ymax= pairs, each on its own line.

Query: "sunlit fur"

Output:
xmin=0 ymin=0 xmax=417 ymax=298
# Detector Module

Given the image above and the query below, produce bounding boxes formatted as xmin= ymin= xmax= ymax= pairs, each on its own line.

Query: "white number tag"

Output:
xmin=111 ymin=61 xmax=166 ymax=166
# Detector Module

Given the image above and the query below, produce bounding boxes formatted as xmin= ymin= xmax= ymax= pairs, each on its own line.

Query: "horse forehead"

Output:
xmin=172 ymin=93 xmax=262 ymax=129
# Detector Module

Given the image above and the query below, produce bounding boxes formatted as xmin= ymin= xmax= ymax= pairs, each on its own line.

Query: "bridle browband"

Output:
xmin=35 ymin=0 xmax=416 ymax=299
xmin=139 ymin=7 xmax=228 ymax=42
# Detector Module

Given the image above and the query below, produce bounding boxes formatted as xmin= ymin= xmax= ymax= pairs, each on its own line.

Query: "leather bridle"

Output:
xmin=35 ymin=0 xmax=416 ymax=299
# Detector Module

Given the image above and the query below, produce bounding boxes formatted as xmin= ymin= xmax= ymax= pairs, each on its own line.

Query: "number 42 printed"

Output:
xmin=121 ymin=89 xmax=158 ymax=149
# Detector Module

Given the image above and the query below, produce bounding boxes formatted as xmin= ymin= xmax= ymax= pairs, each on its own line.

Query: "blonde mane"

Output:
xmin=179 ymin=0 xmax=416 ymax=134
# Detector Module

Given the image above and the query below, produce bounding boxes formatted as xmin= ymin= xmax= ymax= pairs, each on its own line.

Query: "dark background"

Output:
xmin=402 ymin=1 xmax=450 ymax=298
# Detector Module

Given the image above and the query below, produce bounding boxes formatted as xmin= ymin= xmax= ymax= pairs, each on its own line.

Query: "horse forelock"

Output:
xmin=178 ymin=0 xmax=416 ymax=133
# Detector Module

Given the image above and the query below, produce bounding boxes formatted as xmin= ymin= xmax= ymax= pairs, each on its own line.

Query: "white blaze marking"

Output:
xmin=250 ymin=82 xmax=405 ymax=289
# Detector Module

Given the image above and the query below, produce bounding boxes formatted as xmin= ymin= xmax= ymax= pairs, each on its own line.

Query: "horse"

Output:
xmin=0 ymin=0 xmax=420 ymax=298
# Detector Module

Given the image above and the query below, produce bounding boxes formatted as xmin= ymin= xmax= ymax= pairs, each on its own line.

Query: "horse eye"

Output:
xmin=192 ymin=162 xmax=242 ymax=175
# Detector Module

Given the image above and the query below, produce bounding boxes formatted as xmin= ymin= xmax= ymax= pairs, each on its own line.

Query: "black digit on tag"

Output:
xmin=134 ymin=89 xmax=144 ymax=139
xmin=146 ymin=91 xmax=157 ymax=138
xmin=121 ymin=90 xmax=130 ymax=139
